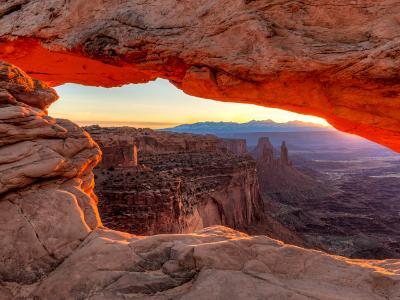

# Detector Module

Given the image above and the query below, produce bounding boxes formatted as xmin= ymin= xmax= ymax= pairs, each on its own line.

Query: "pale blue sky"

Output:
xmin=50 ymin=79 xmax=330 ymax=128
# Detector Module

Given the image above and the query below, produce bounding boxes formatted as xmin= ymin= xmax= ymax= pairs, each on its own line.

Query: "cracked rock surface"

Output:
xmin=0 ymin=0 xmax=399 ymax=151
xmin=3 ymin=225 xmax=400 ymax=300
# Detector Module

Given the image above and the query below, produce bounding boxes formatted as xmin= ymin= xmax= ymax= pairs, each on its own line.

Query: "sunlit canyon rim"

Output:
xmin=1 ymin=0 xmax=400 ymax=299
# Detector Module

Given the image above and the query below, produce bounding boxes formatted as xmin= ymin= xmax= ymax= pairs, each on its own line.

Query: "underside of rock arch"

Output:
xmin=1 ymin=0 xmax=400 ymax=299
xmin=1 ymin=0 xmax=400 ymax=152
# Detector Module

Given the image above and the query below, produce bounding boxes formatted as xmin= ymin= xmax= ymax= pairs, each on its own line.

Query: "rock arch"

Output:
xmin=1 ymin=1 xmax=400 ymax=299
xmin=0 ymin=0 xmax=400 ymax=151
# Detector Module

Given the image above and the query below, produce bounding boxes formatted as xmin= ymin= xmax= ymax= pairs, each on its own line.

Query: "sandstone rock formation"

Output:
xmin=248 ymin=136 xmax=400 ymax=259
xmin=0 ymin=0 xmax=400 ymax=152
xmin=1 ymin=1 xmax=400 ymax=295
xmin=87 ymin=125 xmax=240 ymax=155
xmin=251 ymin=137 xmax=316 ymax=191
xmin=251 ymin=137 xmax=275 ymax=164
xmin=86 ymin=126 xmax=262 ymax=235
xmin=93 ymin=132 xmax=138 ymax=168
xmin=1 ymin=59 xmax=400 ymax=299
xmin=280 ymin=141 xmax=290 ymax=166
xmin=5 ymin=225 xmax=400 ymax=300
xmin=221 ymin=138 xmax=247 ymax=156
xmin=248 ymin=137 xmax=321 ymax=246
xmin=0 ymin=61 xmax=101 ymax=285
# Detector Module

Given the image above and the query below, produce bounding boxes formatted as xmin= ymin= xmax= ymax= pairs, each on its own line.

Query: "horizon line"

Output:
xmin=71 ymin=119 xmax=333 ymax=129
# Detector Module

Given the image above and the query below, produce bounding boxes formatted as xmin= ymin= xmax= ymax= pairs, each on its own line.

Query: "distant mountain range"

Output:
xmin=160 ymin=120 xmax=333 ymax=134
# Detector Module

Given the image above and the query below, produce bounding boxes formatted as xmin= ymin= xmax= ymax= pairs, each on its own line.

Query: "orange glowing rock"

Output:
xmin=1 ymin=2 xmax=400 ymax=298
xmin=2 ymin=37 xmax=399 ymax=152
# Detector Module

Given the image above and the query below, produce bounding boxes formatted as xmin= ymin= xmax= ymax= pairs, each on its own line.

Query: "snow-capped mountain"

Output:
xmin=160 ymin=120 xmax=332 ymax=134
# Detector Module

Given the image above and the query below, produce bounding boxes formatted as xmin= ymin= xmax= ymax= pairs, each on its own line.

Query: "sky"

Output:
xmin=50 ymin=79 xmax=330 ymax=129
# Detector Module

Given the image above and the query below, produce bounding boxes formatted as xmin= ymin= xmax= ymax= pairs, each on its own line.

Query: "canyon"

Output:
xmin=1 ymin=1 xmax=400 ymax=299
xmin=291 ymin=153 xmax=400 ymax=259
xmin=86 ymin=125 xmax=262 ymax=235
xmin=247 ymin=136 xmax=400 ymax=259
xmin=167 ymin=120 xmax=400 ymax=259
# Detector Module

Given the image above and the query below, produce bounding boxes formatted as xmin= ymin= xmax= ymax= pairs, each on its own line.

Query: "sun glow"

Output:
xmin=50 ymin=79 xmax=331 ymax=129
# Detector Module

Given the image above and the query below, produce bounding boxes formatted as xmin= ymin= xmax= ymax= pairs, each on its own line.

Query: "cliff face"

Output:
xmin=86 ymin=126 xmax=263 ymax=235
xmin=248 ymin=137 xmax=320 ymax=246
xmin=87 ymin=125 xmax=240 ymax=155
xmin=1 ymin=0 xmax=400 ymax=152
xmin=1 ymin=63 xmax=400 ymax=300
xmin=0 ymin=62 xmax=101 ymax=284
xmin=221 ymin=138 xmax=247 ymax=156
xmin=251 ymin=137 xmax=316 ymax=195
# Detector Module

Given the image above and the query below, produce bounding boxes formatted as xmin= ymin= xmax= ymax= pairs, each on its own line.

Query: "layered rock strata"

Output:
xmin=221 ymin=138 xmax=247 ymax=156
xmin=86 ymin=126 xmax=262 ymax=235
xmin=251 ymin=137 xmax=315 ymax=194
xmin=0 ymin=62 xmax=101 ymax=285
xmin=248 ymin=137 xmax=321 ymax=246
xmin=86 ymin=125 xmax=245 ymax=155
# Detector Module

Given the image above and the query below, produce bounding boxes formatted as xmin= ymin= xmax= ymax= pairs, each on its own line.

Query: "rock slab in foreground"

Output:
xmin=3 ymin=226 xmax=400 ymax=300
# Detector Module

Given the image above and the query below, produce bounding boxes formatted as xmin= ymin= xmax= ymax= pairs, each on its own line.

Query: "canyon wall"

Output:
xmin=247 ymin=137 xmax=320 ymax=245
xmin=251 ymin=137 xmax=316 ymax=196
xmin=87 ymin=125 xmax=247 ymax=156
xmin=87 ymin=126 xmax=262 ymax=235
xmin=221 ymin=138 xmax=247 ymax=156
xmin=0 ymin=0 xmax=400 ymax=152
